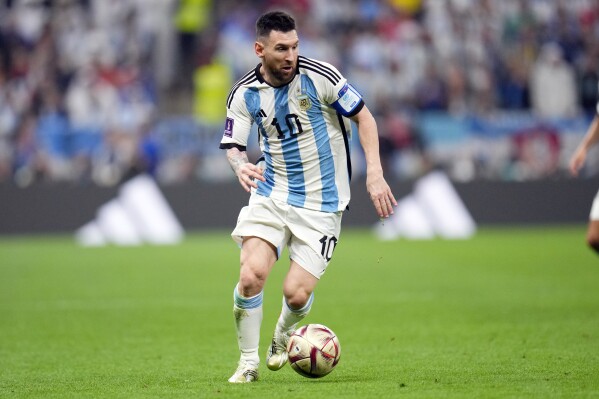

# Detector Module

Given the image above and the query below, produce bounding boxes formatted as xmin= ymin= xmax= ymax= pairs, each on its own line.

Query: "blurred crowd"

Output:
xmin=1 ymin=0 xmax=599 ymax=186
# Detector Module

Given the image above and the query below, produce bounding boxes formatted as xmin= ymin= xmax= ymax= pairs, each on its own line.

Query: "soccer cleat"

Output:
xmin=228 ymin=361 xmax=259 ymax=383
xmin=266 ymin=331 xmax=291 ymax=371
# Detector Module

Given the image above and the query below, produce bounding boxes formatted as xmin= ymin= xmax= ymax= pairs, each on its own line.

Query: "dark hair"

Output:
xmin=256 ymin=11 xmax=296 ymax=38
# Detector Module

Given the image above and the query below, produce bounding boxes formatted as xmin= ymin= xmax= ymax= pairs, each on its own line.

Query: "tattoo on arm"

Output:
xmin=226 ymin=148 xmax=249 ymax=174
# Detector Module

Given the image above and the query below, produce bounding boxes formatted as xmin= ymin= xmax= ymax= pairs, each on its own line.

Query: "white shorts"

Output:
xmin=590 ymin=189 xmax=599 ymax=220
xmin=232 ymin=193 xmax=343 ymax=279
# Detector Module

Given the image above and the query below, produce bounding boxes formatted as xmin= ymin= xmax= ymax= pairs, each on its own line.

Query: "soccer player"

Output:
xmin=569 ymin=113 xmax=599 ymax=255
xmin=219 ymin=11 xmax=397 ymax=383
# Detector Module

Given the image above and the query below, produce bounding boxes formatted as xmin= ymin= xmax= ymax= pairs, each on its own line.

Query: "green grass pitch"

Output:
xmin=1 ymin=226 xmax=598 ymax=398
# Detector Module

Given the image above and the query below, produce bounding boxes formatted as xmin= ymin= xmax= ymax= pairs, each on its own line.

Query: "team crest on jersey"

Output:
xmin=298 ymin=94 xmax=312 ymax=112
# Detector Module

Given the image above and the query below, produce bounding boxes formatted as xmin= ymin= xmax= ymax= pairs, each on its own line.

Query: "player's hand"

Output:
xmin=366 ymin=172 xmax=397 ymax=219
xmin=236 ymin=163 xmax=266 ymax=192
xmin=569 ymin=148 xmax=586 ymax=177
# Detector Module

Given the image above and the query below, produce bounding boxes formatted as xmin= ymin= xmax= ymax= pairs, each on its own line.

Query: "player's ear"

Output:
xmin=255 ymin=41 xmax=265 ymax=57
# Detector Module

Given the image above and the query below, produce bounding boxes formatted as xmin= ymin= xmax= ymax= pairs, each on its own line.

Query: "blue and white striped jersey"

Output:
xmin=220 ymin=56 xmax=364 ymax=213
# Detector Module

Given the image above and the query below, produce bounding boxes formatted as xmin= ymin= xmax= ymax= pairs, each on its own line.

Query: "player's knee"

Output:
xmin=238 ymin=266 xmax=267 ymax=295
xmin=284 ymin=290 xmax=312 ymax=310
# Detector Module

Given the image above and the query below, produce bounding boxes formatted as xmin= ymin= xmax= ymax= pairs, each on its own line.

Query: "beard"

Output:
xmin=263 ymin=59 xmax=296 ymax=85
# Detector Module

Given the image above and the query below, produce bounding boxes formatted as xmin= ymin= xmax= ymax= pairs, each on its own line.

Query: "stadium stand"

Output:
xmin=1 ymin=0 xmax=599 ymax=186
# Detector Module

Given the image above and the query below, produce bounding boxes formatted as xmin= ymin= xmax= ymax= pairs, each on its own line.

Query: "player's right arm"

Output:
xmin=226 ymin=147 xmax=265 ymax=192
xmin=570 ymin=114 xmax=599 ymax=177
xmin=220 ymin=84 xmax=266 ymax=192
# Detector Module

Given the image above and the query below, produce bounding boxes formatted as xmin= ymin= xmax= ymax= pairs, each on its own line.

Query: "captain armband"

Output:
xmin=331 ymin=83 xmax=365 ymax=118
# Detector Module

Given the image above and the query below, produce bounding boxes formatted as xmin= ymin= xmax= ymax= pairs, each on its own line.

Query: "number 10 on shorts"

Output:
xmin=319 ymin=235 xmax=338 ymax=261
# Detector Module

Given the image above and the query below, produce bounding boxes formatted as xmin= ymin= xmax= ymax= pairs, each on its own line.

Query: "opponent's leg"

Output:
xmin=586 ymin=192 xmax=599 ymax=255
xmin=229 ymin=236 xmax=277 ymax=383
xmin=586 ymin=220 xmax=599 ymax=255
xmin=267 ymin=261 xmax=318 ymax=371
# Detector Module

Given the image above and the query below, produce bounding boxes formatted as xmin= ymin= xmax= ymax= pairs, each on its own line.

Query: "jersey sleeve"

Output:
xmin=219 ymin=88 xmax=253 ymax=151
xmin=317 ymin=61 xmax=365 ymax=118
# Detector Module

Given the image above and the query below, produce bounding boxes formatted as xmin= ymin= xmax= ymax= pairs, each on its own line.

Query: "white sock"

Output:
xmin=274 ymin=293 xmax=314 ymax=336
xmin=233 ymin=284 xmax=263 ymax=367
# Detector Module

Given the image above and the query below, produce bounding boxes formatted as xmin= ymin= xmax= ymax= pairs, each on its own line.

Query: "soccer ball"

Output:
xmin=287 ymin=324 xmax=341 ymax=378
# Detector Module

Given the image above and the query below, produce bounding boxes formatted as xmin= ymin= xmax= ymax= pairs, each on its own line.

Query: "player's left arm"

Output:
xmin=313 ymin=59 xmax=396 ymax=217
xmin=350 ymin=106 xmax=397 ymax=218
